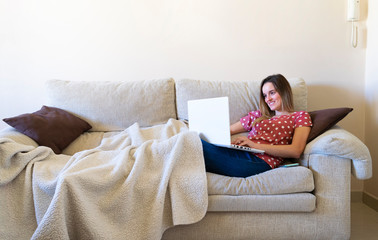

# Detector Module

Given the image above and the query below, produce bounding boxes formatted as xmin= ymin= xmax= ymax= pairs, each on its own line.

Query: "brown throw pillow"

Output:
xmin=307 ymin=107 xmax=353 ymax=143
xmin=3 ymin=106 xmax=92 ymax=154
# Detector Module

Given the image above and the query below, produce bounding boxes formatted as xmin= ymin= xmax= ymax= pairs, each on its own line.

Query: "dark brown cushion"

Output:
xmin=307 ymin=107 xmax=353 ymax=143
xmin=3 ymin=106 xmax=92 ymax=154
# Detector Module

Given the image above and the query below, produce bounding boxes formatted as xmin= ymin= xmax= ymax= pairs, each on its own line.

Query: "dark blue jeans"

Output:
xmin=201 ymin=139 xmax=271 ymax=178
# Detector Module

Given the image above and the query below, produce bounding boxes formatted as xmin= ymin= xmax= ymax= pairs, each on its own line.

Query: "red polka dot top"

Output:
xmin=240 ymin=110 xmax=312 ymax=168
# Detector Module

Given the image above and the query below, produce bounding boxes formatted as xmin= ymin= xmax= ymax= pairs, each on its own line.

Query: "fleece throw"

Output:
xmin=0 ymin=119 xmax=208 ymax=240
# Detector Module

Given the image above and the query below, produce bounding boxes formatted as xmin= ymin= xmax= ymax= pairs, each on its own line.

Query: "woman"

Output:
xmin=201 ymin=74 xmax=312 ymax=177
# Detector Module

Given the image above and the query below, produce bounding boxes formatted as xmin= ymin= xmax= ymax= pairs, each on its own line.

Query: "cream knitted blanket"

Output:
xmin=0 ymin=119 xmax=208 ymax=240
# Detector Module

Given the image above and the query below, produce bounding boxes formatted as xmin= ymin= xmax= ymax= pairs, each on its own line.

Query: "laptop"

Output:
xmin=187 ymin=96 xmax=264 ymax=154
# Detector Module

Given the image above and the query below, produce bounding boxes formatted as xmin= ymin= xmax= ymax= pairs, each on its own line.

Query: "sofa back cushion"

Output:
xmin=176 ymin=78 xmax=307 ymax=124
xmin=46 ymin=78 xmax=177 ymax=131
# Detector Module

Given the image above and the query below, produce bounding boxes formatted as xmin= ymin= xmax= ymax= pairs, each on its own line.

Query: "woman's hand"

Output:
xmin=232 ymin=136 xmax=255 ymax=148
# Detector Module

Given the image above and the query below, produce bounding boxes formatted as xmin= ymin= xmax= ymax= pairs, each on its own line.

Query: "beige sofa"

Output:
xmin=0 ymin=78 xmax=372 ymax=240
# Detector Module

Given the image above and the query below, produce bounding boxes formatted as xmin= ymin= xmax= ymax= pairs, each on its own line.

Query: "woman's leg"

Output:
xmin=201 ymin=139 xmax=271 ymax=178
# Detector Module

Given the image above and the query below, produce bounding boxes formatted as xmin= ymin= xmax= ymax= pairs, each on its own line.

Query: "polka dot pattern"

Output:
xmin=240 ymin=110 xmax=312 ymax=168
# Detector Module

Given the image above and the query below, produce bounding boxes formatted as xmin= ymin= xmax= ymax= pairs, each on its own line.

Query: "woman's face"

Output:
xmin=262 ymin=82 xmax=283 ymax=112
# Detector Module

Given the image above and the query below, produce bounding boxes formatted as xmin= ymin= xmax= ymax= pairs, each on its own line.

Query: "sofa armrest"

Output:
xmin=0 ymin=127 xmax=38 ymax=147
xmin=301 ymin=126 xmax=372 ymax=180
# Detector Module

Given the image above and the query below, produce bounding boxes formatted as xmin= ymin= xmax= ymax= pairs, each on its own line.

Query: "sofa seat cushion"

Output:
xmin=61 ymin=132 xmax=104 ymax=155
xmin=62 ymin=132 xmax=314 ymax=198
xmin=208 ymin=193 xmax=316 ymax=212
xmin=207 ymin=166 xmax=314 ymax=195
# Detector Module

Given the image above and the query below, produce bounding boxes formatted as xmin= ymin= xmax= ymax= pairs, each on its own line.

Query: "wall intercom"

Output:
xmin=347 ymin=0 xmax=360 ymax=21
xmin=347 ymin=0 xmax=360 ymax=48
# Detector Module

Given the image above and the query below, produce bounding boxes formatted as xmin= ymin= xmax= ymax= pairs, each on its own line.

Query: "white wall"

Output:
xmin=0 ymin=0 xmax=369 ymax=190
xmin=364 ymin=0 xmax=378 ymax=201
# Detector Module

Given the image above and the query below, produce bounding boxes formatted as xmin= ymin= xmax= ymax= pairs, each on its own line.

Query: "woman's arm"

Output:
xmin=230 ymin=121 xmax=246 ymax=135
xmin=233 ymin=126 xmax=311 ymax=159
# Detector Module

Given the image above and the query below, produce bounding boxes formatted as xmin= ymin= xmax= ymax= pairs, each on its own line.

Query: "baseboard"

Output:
xmin=363 ymin=192 xmax=378 ymax=212
xmin=351 ymin=191 xmax=363 ymax=202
